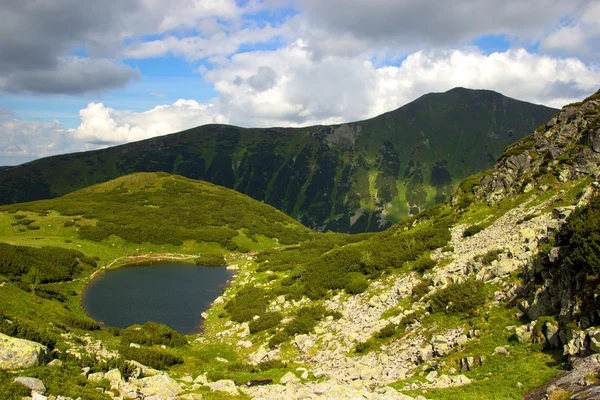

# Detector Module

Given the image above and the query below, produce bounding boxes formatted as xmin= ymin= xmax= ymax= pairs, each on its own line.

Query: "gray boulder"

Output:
xmin=0 ymin=333 xmax=50 ymax=370
xmin=14 ymin=376 xmax=46 ymax=393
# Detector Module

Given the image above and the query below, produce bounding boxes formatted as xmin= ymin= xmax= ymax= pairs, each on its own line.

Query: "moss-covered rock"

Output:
xmin=0 ymin=333 xmax=50 ymax=370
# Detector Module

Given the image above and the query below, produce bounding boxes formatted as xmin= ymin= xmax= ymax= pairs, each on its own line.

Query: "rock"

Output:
xmin=494 ymin=346 xmax=510 ymax=356
xmin=545 ymin=322 xmax=561 ymax=348
xmin=14 ymin=377 xmax=46 ymax=394
xmin=425 ymin=370 xmax=438 ymax=382
xmin=515 ymin=325 xmax=532 ymax=343
xmin=128 ymin=360 xmax=159 ymax=377
xmin=201 ymin=312 xmax=208 ymax=319
xmin=193 ymin=373 xmax=208 ymax=385
xmin=589 ymin=330 xmax=600 ymax=353
xmin=564 ymin=329 xmax=589 ymax=356
xmin=236 ymin=340 xmax=252 ymax=348
xmin=280 ymin=371 xmax=300 ymax=385
xmin=138 ymin=373 xmax=183 ymax=398
xmin=129 ymin=342 xmax=141 ymax=348
xmin=47 ymin=359 xmax=63 ymax=367
xmin=215 ymin=357 xmax=228 ymax=363
xmin=294 ymin=334 xmax=311 ymax=353
xmin=207 ymin=379 xmax=239 ymax=396
xmin=418 ymin=346 xmax=434 ymax=362
xmin=249 ymin=345 xmax=268 ymax=364
xmin=432 ymin=335 xmax=452 ymax=356
xmin=178 ymin=394 xmax=204 ymax=400
xmin=32 ymin=393 xmax=48 ymax=400
xmin=104 ymin=368 xmax=123 ymax=387
xmin=0 ymin=333 xmax=50 ymax=370
xmin=87 ymin=372 xmax=105 ymax=382
xmin=180 ymin=374 xmax=194 ymax=383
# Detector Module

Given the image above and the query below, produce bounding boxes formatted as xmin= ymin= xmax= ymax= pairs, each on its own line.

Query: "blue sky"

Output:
xmin=0 ymin=0 xmax=599 ymax=165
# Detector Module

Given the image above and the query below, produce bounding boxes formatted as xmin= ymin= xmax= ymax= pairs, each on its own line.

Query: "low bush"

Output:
xmin=284 ymin=305 xmax=329 ymax=336
xmin=463 ymin=224 xmax=485 ymax=238
xmin=225 ymin=286 xmax=269 ymax=323
xmin=412 ymin=253 xmax=436 ymax=273
xmin=120 ymin=322 xmax=186 ymax=347
xmin=119 ymin=346 xmax=182 ymax=370
xmin=375 ymin=323 xmax=397 ymax=339
xmin=475 ymin=249 xmax=503 ymax=265
xmin=429 ymin=279 xmax=487 ymax=315
xmin=0 ymin=314 xmax=57 ymax=349
xmin=268 ymin=331 xmax=289 ymax=349
xmin=195 ymin=254 xmax=227 ymax=267
xmin=63 ymin=315 xmax=100 ymax=331
xmin=411 ymin=280 xmax=430 ymax=299
xmin=249 ymin=312 xmax=282 ymax=334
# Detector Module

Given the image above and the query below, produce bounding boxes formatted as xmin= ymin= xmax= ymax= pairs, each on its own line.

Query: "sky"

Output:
xmin=1 ymin=0 xmax=599 ymax=166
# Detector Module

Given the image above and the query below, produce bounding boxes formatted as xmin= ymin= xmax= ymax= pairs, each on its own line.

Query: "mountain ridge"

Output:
xmin=0 ymin=87 xmax=558 ymax=233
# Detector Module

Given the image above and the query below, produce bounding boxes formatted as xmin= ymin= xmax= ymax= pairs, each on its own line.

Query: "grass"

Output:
xmin=399 ymin=306 xmax=565 ymax=399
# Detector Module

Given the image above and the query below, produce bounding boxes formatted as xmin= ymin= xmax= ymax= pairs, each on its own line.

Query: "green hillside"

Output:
xmin=0 ymin=172 xmax=314 ymax=264
xmin=0 ymin=88 xmax=557 ymax=232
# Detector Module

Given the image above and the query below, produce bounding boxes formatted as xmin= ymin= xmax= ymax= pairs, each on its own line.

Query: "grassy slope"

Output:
xmin=0 ymin=88 xmax=557 ymax=232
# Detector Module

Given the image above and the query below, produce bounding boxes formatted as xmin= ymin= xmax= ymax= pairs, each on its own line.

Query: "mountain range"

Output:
xmin=0 ymin=87 xmax=557 ymax=232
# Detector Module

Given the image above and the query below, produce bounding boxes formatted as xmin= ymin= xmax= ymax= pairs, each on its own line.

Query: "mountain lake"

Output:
xmin=82 ymin=263 xmax=234 ymax=334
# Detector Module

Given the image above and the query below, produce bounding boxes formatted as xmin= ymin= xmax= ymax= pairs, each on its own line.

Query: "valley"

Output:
xmin=0 ymin=89 xmax=599 ymax=400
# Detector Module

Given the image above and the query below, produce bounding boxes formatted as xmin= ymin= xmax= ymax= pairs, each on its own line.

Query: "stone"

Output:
xmin=432 ymin=335 xmax=452 ymax=356
xmin=515 ymin=325 xmax=532 ymax=343
xmin=546 ymin=322 xmax=561 ymax=348
xmin=47 ymin=359 xmax=63 ymax=367
xmin=425 ymin=370 xmax=437 ymax=382
xmin=32 ymin=393 xmax=48 ymax=400
xmin=494 ymin=346 xmax=509 ymax=356
xmin=294 ymin=334 xmax=311 ymax=352
xmin=179 ymin=394 xmax=204 ymax=400
xmin=87 ymin=372 xmax=105 ymax=382
xmin=236 ymin=340 xmax=253 ymax=348
xmin=14 ymin=377 xmax=46 ymax=394
xmin=280 ymin=371 xmax=300 ymax=385
xmin=249 ymin=345 xmax=268 ymax=364
xmin=138 ymin=373 xmax=183 ymax=398
xmin=590 ymin=330 xmax=600 ymax=353
xmin=194 ymin=373 xmax=208 ymax=385
xmin=207 ymin=379 xmax=238 ymax=396
xmin=104 ymin=368 xmax=123 ymax=387
xmin=0 ymin=333 xmax=50 ymax=370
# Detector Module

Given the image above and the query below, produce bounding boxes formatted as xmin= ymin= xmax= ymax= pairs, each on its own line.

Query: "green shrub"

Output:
xmin=412 ymin=280 xmax=430 ymax=299
xmin=4 ymin=382 xmax=32 ymax=399
xmin=354 ymin=340 xmax=375 ymax=354
xmin=225 ymin=286 xmax=269 ymax=323
xmin=0 ymin=314 xmax=57 ymax=349
xmin=120 ymin=322 xmax=186 ymax=347
xmin=375 ymin=323 xmax=397 ymax=339
xmin=284 ymin=306 xmax=328 ymax=335
xmin=413 ymin=254 xmax=436 ymax=273
xmin=429 ymin=279 xmax=487 ymax=315
xmin=195 ymin=254 xmax=227 ymax=267
xmin=63 ymin=315 xmax=100 ymax=331
xmin=463 ymin=224 xmax=484 ymax=237
xmin=119 ymin=346 xmax=182 ymax=370
xmin=268 ymin=331 xmax=289 ymax=349
xmin=249 ymin=312 xmax=283 ymax=334
xmin=63 ymin=220 xmax=76 ymax=227
xmin=26 ymin=225 xmax=40 ymax=230
xmin=345 ymin=274 xmax=369 ymax=294
xmin=475 ymin=249 xmax=503 ymax=265
xmin=557 ymin=195 xmax=600 ymax=276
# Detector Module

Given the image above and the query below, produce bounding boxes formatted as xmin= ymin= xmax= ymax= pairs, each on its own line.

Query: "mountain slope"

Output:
xmin=0 ymin=172 xmax=313 ymax=255
xmin=0 ymin=88 xmax=557 ymax=233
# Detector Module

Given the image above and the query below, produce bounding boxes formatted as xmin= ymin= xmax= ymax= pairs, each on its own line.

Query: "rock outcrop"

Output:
xmin=0 ymin=333 xmax=50 ymax=370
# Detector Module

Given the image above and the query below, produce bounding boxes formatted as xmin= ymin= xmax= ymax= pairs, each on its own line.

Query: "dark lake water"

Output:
xmin=82 ymin=263 xmax=233 ymax=335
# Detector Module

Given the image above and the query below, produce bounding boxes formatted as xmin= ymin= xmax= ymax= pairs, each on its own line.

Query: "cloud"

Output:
xmin=2 ymin=57 xmax=139 ymax=95
xmin=72 ymin=100 xmax=227 ymax=144
xmin=0 ymin=113 xmax=93 ymax=165
xmin=203 ymin=45 xmax=600 ymax=128
xmin=295 ymin=0 xmax=594 ymax=51
xmin=0 ymin=0 xmax=242 ymax=94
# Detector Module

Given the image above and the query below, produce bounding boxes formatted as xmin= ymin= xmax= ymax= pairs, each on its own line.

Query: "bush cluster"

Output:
xmin=119 ymin=322 xmax=186 ymax=347
xmin=195 ymin=254 xmax=227 ymax=267
xmin=462 ymin=224 xmax=484 ymax=238
xmin=0 ymin=313 xmax=57 ymax=349
xmin=119 ymin=346 xmax=183 ymax=370
xmin=225 ymin=286 xmax=269 ymax=323
xmin=249 ymin=312 xmax=283 ymax=334
xmin=429 ymin=279 xmax=487 ymax=315
xmin=0 ymin=242 xmax=89 ymax=283
xmin=63 ymin=315 xmax=100 ymax=331
xmin=557 ymin=195 xmax=600 ymax=276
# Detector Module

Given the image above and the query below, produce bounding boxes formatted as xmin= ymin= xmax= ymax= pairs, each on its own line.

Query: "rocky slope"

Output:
xmin=1 ymin=91 xmax=599 ymax=400
xmin=0 ymin=88 xmax=556 ymax=233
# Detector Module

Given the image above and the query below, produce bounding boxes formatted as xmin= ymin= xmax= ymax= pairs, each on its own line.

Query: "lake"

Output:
xmin=82 ymin=263 xmax=234 ymax=335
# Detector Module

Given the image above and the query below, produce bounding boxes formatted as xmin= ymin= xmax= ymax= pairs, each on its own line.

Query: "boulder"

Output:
xmin=279 ymin=371 xmax=300 ymax=385
xmin=589 ymin=330 xmax=600 ymax=353
xmin=14 ymin=377 xmax=46 ymax=394
xmin=47 ymin=359 xmax=63 ymax=367
xmin=104 ymin=368 xmax=123 ymax=388
xmin=87 ymin=372 xmax=105 ymax=382
xmin=207 ymin=379 xmax=238 ymax=396
xmin=138 ymin=373 xmax=183 ymax=398
xmin=0 ymin=333 xmax=50 ymax=370
xmin=494 ymin=346 xmax=510 ymax=356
